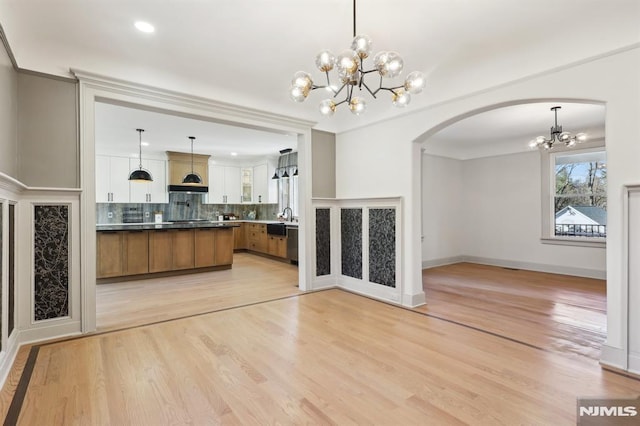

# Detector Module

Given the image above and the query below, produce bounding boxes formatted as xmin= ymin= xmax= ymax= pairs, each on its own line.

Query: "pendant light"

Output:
xmin=182 ymin=136 xmax=202 ymax=184
xmin=128 ymin=128 xmax=153 ymax=182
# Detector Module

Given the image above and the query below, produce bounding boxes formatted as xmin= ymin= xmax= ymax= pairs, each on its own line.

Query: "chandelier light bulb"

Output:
xmin=319 ymin=99 xmax=337 ymax=116
xmin=576 ymin=133 xmax=587 ymax=142
xmin=528 ymin=140 xmax=538 ymax=149
xmin=383 ymin=52 xmax=404 ymax=78
xmin=351 ymin=34 xmax=373 ymax=59
xmin=392 ymin=89 xmax=411 ymax=108
xmin=315 ymin=50 xmax=336 ymax=72
xmin=559 ymin=131 xmax=571 ymax=142
xmin=349 ymin=97 xmax=367 ymax=115
xmin=373 ymin=51 xmax=389 ymax=75
xmin=289 ymin=85 xmax=308 ymax=102
xmin=291 ymin=71 xmax=313 ymax=91
xmin=404 ymin=71 xmax=426 ymax=94
xmin=336 ymin=50 xmax=359 ymax=76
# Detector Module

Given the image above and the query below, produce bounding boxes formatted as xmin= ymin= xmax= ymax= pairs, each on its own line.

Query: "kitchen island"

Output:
xmin=96 ymin=221 xmax=239 ymax=280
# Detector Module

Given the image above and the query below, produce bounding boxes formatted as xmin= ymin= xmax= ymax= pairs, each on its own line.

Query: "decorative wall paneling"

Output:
xmin=0 ymin=176 xmax=22 ymax=386
xmin=621 ymin=184 xmax=640 ymax=374
xmin=312 ymin=198 xmax=402 ymax=305
xmin=18 ymin=192 xmax=81 ymax=343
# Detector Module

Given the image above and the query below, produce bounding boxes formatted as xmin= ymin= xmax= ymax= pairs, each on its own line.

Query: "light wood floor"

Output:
xmin=97 ymin=252 xmax=301 ymax=331
xmin=418 ymin=262 xmax=606 ymax=361
xmin=3 ymin=262 xmax=637 ymax=424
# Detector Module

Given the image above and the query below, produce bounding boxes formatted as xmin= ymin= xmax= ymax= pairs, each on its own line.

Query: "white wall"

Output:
xmin=463 ymin=151 xmax=605 ymax=276
xmin=421 ymin=151 xmax=606 ymax=277
xmin=421 ymin=154 xmax=463 ymax=266
xmin=337 ymin=46 xmax=640 ymax=368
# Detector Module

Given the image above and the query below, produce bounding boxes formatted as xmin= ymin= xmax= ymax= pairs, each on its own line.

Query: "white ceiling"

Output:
xmin=424 ymin=102 xmax=606 ymax=160
xmin=94 ymin=101 xmax=297 ymax=162
xmin=2 ymin=0 xmax=639 ymax=137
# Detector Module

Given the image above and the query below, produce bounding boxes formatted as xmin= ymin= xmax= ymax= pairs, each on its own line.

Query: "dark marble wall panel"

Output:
xmin=34 ymin=205 xmax=70 ymax=321
xmin=315 ymin=208 xmax=331 ymax=276
xmin=341 ymin=208 xmax=362 ymax=279
xmin=369 ymin=208 xmax=396 ymax=288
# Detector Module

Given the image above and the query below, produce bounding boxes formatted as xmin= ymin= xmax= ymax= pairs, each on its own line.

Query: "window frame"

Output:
xmin=540 ymin=139 xmax=606 ymax=248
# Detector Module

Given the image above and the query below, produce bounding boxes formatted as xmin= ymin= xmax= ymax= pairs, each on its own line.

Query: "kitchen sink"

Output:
xmin=266 ymin=223 xmax=287 ymax=236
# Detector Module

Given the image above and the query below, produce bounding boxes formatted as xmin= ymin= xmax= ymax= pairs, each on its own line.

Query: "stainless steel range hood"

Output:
xmin=167 ymin=185 xmax=208 ymax=193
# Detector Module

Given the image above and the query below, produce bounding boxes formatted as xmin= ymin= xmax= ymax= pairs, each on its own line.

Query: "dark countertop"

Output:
xmin=96 ymin=222 xmax=241 ymax=232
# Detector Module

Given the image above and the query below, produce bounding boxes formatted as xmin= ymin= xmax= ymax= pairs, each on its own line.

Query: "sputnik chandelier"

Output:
xmin=288 ymin=0 xmax=426 ymax=116
xmin=528 ymin=106 xmax=587 ymax=150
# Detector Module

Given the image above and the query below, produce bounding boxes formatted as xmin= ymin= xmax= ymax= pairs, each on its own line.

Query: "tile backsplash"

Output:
xmin=97 ymin=193 xmax=280 ymax=224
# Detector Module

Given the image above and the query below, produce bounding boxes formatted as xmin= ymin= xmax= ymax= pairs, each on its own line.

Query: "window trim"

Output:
xmin=540 ymin=139 xmax=606 ymax=248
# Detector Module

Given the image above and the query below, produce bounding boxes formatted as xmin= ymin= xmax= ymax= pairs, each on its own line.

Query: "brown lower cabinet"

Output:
xmin=233 ymin=223 xmax=246 ymax=250
xmin=148 ymin=230 xmax=173 ymax=273
xmin=172 ymin=229 xmax=195 ymax=270
xmin=97 ymin=230 xmax=150 ymax=278
xmin=97 ymin=231 xmax=124 ymax=278
xmin=98 ymin=227 xmax=235 ymax=279
xmin=123 ymin=230 xmax=149 ymax=275
xmin=267 ymin=235 xmax=287 ymax=258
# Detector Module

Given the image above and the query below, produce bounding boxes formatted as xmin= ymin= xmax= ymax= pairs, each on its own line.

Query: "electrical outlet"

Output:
xmin=144 ymin=212 xmax=150 ymax=218
xmin=107 ymin=212 xmax=113 ymax=219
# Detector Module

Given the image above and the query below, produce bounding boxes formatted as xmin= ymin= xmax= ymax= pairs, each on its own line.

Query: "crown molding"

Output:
xmin=71 ymin=69 xmax=317 ymax=132
xmin=0 ymin=22 xmax=18 ymax=70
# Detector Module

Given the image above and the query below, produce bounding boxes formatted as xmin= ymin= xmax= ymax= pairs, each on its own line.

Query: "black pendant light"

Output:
xmin=282 ymin=170 xmax=290 ymax=178
xmin=272 ymin=170 xmax=279 ymax=179
xmin=128 ymin=128 xmax=153 ymax=182
xmin=182 ymin=136 xmax=202 ymax=184
xmin=293 ymin=168 xmax=298 ymax=176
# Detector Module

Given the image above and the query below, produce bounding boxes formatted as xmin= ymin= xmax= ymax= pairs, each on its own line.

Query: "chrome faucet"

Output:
xmin=282 ymin=207 xmax=293 ymax=222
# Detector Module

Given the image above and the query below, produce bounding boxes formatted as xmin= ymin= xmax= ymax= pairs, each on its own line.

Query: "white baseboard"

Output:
xmin=0 ymin=332 xmax=21 ymax=390
xmin=402 ymin=291 xmax=426 ymax=307
xmin=459 ymin=256 xmax=606 ymax=280
xmin=19 ymin=320 xmax=82 ymax=345
xmin=600 ymin=344 xmax=628 ymax=370
xmin=628 ymin=352 xmax=640 ymax=376
xmin=422 ymin=256 xmax=466 ymax=269
xmin=312 ymin=275 xmax=338 ymax=290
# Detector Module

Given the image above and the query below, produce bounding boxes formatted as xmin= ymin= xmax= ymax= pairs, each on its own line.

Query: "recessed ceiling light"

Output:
xmin=134 ymin=21 xmax=155 ymax=33
xmin=230 ymin=152 xmax=238 ymax=156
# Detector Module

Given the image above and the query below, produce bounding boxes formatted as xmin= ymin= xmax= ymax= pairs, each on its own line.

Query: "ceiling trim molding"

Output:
xmin=71 ymin=69 xmax=317 ymax=133
xmin=17 ymin=67 xmax=78 ymax=83
xmin=0 ymin=22 xmax=18 ymax=70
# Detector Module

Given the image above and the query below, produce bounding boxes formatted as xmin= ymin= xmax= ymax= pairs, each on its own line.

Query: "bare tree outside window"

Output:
xmin=554 ymin=150 xmax=606 ymax=238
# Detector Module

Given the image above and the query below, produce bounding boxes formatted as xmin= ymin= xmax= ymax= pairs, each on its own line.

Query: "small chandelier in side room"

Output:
xmin=128 ymin=128 xmax=153 ymax=182
xmin=288 ymin=0 xmax=426 ymax=117
xmin=528 ymin=106 xmax=587 ymax=150
xmin=182 ymin=136 xmax=202 ymax=184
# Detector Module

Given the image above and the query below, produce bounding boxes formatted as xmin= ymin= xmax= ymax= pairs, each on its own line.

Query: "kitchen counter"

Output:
xmin=96 ymin=222 xmax=240 ymax=232
xmin=96 ymin=219 xmax=297 ymax=232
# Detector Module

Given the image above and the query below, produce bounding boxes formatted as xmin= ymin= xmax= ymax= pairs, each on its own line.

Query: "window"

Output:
xmin=550 ymin=149 xmax=606 ymax=241
xmin=278 ymin=170 xmax=298 ymax=218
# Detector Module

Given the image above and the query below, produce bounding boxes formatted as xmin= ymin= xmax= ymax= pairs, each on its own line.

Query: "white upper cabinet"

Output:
xmin=96 ymin=155 xmax=130 ymax=203
xmin=225 ymin=166 xmax=242 ymax=204
xmin=129 ymin=158 xmax=167 ymax=203
xmin=253 ymin=164 xmax=268 ymax=203
xmin=253 ymin=158 xmax=278 ymax=204
xmin=206 ymin=164 xmax=241 ymax=204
